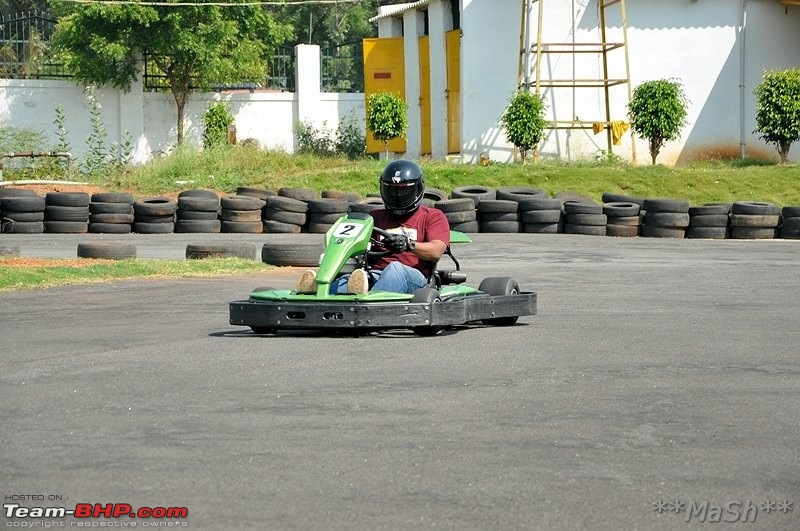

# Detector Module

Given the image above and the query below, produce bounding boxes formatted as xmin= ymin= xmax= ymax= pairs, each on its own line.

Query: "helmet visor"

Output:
xmin=381 ymin=181 xmax=420 ymax=212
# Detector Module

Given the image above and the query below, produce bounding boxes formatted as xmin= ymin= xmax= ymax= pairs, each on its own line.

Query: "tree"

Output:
xmin=627 ymin=79 xmax=689 ymax=165
xmin=499 ymin=90 xmax=548 ymax=163
xmin=753 ymin=68 xmax=800 ymax=164
xmin=49 ymin=1 xmax=291 ymax=147
xmin=366 ymin=91 xmax=408 ymax=157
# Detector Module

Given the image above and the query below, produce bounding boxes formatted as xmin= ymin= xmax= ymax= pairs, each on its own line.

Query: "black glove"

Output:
xmin=383 ymin=233 xmax=412 ymax=253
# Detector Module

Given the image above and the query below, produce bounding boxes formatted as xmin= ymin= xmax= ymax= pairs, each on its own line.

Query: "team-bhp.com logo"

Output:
xmin=4 ymin=502 xmax=188 ymax=527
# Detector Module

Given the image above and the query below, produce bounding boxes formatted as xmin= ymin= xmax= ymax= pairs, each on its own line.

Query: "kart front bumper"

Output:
xmin=229 ymin=292 xmax=537 ymax=332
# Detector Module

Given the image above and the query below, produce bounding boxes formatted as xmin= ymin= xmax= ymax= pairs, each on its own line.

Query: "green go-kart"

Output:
xmin=229 ymin=212 xmax=537 ymax=335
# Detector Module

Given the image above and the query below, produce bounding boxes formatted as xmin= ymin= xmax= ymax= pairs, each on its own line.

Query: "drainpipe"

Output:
xmin=739 ymin=0 xmax=748 ymax=160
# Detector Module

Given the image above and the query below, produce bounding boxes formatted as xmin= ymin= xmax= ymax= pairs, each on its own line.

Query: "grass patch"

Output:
xmin=0 ymin=257 xmax=271 ymax=292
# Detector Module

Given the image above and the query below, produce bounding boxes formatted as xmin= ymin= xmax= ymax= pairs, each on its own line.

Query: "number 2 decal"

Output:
xmin=332 ymin=223 xmax=364 ymax=238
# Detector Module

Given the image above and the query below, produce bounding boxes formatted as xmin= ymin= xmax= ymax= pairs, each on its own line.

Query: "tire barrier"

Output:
xmin=563 ymin=201 xmax=607 ymax=236
xmin=77 ymin=241 xmax=136 ymax=260
xmin=176 ymin=189 xmax=221 ymax=233
xmin=641 ymin=198 xmax=690 ymax=239
xmin=604 ymin=202 xmax=641 ymax=237
xmin=519 ymin=197 xmax=563 ymax=234
xmin=219 ymin=195 xmax=263 ymax=233
xmin=45 ymin=192 xmax=90 ymax=233
xmin=687 ymin=203 xmax=731 ymax=239
xmin=262 ymin=242 xmax=323 ymax=267
xmin=1 ymin=193 xmax=45 ymax=234
xmin=262 ymin=195 xmax=307 ymax=234
xmin=305 ymin=198 xmax=350 ymax=234
xmin=729 ymin=201 xmax=781 ymax=240
xmin=90 ymin=192 xmax=134 ymax=234
xmin=780 ymin=205 xmax=800 ymax=239
xmin=185 ymin=242 xmax=257 ymax=260
xmin=133 ymin=197 xmax=177 ymax=234
xmin=476 ymin=199 xmax=520 ymax=233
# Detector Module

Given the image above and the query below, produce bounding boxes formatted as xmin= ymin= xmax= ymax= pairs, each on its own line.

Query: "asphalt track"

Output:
xmin=1 ymin=233 xmax=799 ymax=530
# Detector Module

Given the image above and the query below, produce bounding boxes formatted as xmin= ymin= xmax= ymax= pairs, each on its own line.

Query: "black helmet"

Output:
xmin=379 ymin=160 xmax=425 ymax=216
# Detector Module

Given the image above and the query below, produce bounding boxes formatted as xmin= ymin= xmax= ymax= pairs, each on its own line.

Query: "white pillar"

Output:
xmin=295 ymin=44 xmax=321 ymax=127
xmin=121 ymin=60 xmax=148 ymax=164
xmin=403 ymin=10 xmax=423 ymax=159
xmin=428 ymin=0 xmax=449 ymax=160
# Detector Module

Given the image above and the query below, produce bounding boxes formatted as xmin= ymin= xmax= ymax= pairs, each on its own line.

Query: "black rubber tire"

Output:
xmin=565 ymin=213 xmax=607 ymax=226
xmin=133 ymin=221 xmax=174 ymax=234
xmin=5 ymin=221 xmax=43 ymax=233
xmin=308 ymin=211 xmax=348 ymax=224
xmin=730 ymin=226 xmax=777 ymax=239
xmin=606 ymin=224 xmax=640 ymax=237
xmin=3 ymin=211 xmax=44 ymax=222
xmin=235 ymin=186 xmax=274 ymax=200
xmin=780 ymin=228 xmax=800 ymax=239
xmin=90 ymin=202 xmax=134 ymax=215
xmin=177 ymin=196 xmax=220 ymax=212
xmin=265 ymin=195 xmax=309 ymax=213
xmin=518 ymin=197 xmax=563 ymax=211
xmin=478 ymin=277 xmax=520 ymax=326
xmin=689 ymin=214 xmax=730 ymax=227
xmin=781 ymin=206 xmax=800 ymax=218
xmin=563 ymin=201 xmax=603 ymax=215
xmin=45 ymin=221 xmax=88 ymax=233
xmin=644 ymin=212 xmax=690 ymax=228
xmin=444 ymin=210 xmax=478 ymax=224
xmin=423 ymin=188 xmax=448 ymax=203
xmin=1 ymin=196 xmax=46 ymax=212
xmin=603 ymin=215 xmax=641 ymax=226
xmin=522 ymin=222 xmax=562 ymax=234
xmin=603 ymin=202 xmax=640 ymax=217
xmin=348 ymin=202 xmax=379 ymax=214
xmin=220 ymin=209 xmax=262 ymax=222
xmin=434 ymin=198 xmax=476 ymax=213
xmin=449 ymin=220 xmax=480 ymax=233
xmin=686 ymin=226 xmax=728 ymax=239
xmin=263 ymin=220 xmax=303 ymax=234
xmin=411 ymin=287 xmax=443 ymax=336
xmin=45 ymin=192 xmax=90 ymax=207
xmin=521 ymin=209 xmax=562 ymax=224
xmin=178 ymin=189 xmax=219 ymax=200
xmin=641 ymin=225 xmax=685 ymax=238
xmin=134 ymin=213 xmax=175 ymax=223
xmin=642 ymin=198 xmax=690 ymax=213
xmin=564 ymin=223 xmax=606 ymax=236
xmin=689 ymin=204 xmax=731 ymax=216
xmin=0 ymin=188 xmax=38 ymax=198
xmin=451 ymin=185 xmax=496 ymax=206
xmin=553 ymin=191 xmax=597 ymax=205
xmin=91 ymin=192 xmax=134 ymax=204
xmin=263 ymin=207 xmax=307 ymax=225
xmin=278 ymin=187 xmax=318 ymax=201
xmin=176 ymin=209 xmax=219 ymax=221
xmin=730 ymin=201 xmax=780 ymax=216
xmin=601 ymin=192 xmax=644 ymax=206
xmin=174 ymin=220 xmax=221 ymax=233
xmin=307 ymin=198 xmax=350 ymax=213
xmin=729 ymin=214 xmax=781 ymax=228
xmin=134 ymin=197 xmax=177 ymax=216
xmin=781 ymin=217 xmax=800 ymax=231
xmin=220 ymin=195 xmax=264 ymax=211
xmin=89 ymin=223 xmax=132 ymax=234
xmin=77 ymin=242 xmax=136 ymax=260
xmin=306 ymin=222 xmax=336 ymax=234
xmin=479 ymin=220 xmax=521 ymax=233
xmin=90 ymin=213 xmax=135 ymax=224
xmin=261 ymin=243 xmax=323 ymax=267
xmin=479 ymin=211 xmax=519 ymax=222
xmin=322 ymin=190 xmax=361 ymax=202
xmin=476 ymin=200 xmax=518 ymax=213
xmin=221 ymin=220 xmax=263 ymax=233
xmin=45 ymin=205 xmax=90 ymax=222
xmin=495 ymin=186 xmax=546 ymax=202
xmin=186 ymin=243 xmax=257 ymax=260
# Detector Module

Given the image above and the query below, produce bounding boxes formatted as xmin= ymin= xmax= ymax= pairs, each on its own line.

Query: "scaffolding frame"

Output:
xmin=519 ymin=0 xmax=636 ymax=160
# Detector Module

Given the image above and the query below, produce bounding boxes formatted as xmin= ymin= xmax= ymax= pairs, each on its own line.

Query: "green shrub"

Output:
xmin=366 ymin=91 xmax=408 ymax=156
xmin=335 ymin=112 xmax=366 ymax=159
xmin=753 ymin=68 xmax=800 ymax=164
xmin=294 ymin=120 xmax=335 ymax=156
xmin=627 ymin=79 xmax=689 ymax=165
xmin=202 ymin=102 xmax=235 ymax=149
xmin=499 ymin=90 xmax=548 ymax=163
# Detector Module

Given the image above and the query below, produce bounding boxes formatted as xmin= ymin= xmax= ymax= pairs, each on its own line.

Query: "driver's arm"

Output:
xmin=413 ymin=239 xmax=447 ymax=262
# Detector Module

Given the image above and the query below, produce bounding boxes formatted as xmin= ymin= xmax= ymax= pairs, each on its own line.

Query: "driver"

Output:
xmin=296 ymin=159 xmax=450 ymax=294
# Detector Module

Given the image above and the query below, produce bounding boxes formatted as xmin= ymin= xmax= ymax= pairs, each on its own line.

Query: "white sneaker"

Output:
xmin=296 ymin=269 xmax=317 ymax=294
xmin=347 ymin=269 xmax=369 ymax=294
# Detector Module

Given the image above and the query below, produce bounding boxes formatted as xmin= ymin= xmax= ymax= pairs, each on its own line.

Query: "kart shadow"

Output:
xmin=212 ymin=322 xmax=529 ymax=339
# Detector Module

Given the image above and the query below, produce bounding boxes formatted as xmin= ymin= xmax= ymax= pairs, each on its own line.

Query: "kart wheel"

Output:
xmin=411 ymin=287 xmax=442 ymax=336
xmin=478 ymin=277 xmax=521 ymax=326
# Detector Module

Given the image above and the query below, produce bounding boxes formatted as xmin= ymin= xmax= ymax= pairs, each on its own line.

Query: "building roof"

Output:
xmin=368 ymin=1 xmax=432 ymax=23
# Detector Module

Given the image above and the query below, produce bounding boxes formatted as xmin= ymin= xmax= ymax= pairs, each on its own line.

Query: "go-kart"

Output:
xmin=229 ymin=212 xmax=537 ymax=335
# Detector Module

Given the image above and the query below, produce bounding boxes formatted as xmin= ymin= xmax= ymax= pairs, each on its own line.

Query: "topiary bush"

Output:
xmin=499 ymin=90 xmax=548 ymax=163
xmin=753 ymin=68 xmax=800 ymax=164
xmin=627 ymin=79 xmax=689 ymax=165
xmin=366 ymin=91 xmax=408 ymax=157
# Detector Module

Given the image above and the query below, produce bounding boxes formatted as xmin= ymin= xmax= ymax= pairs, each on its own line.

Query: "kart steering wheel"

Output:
xmin=368 ymin=225 xmax=402 ymax=258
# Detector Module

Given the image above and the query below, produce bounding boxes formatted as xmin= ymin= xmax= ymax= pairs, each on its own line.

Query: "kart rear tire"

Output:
xmin=411 ymin=287 xmax=443 ymax=336
xmin=478 ymin=277 xmax=520 ymax=326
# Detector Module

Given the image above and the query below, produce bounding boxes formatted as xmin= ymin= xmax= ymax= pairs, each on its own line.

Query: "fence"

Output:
xmin=321 ymin=41 xmax=363 ymax=93
xmin=0 ymin=11 xmax=70 ymax=80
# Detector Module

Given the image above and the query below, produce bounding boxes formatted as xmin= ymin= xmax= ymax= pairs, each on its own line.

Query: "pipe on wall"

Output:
xmin=739 ymin=0 xmax=748 ymax=159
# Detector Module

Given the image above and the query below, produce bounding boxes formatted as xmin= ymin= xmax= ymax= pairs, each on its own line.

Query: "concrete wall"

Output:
xmin=0 ymin=44 xmax=366 ymax=166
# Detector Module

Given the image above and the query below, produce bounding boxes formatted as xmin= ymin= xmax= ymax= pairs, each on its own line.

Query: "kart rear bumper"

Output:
xmin=229 ymin=292 xmax=537 ymax=331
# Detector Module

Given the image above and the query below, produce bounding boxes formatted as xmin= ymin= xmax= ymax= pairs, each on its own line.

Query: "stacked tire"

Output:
xmin=348 ymin=197 xmax=383 ymax=215
xmin=220 ymin=195 xmax=263 ymax=233
xmin=305 ymin=198 xmax=350 ymax=233
xmin=451 ymin=185 xmax=496 ymax=207
xmin=236 ymin=185 xmax=275 ymax=202
xmin=780 ymin=205 xmax=800 ymax=239
xmin=434 ymin=198 xmax=479 ymax=233
xmin=45 ymin=192 xmax=90 ymax=234
xmin=518 ymin=197 xmax=563 ymax=234
xmin=603 ymin=202 xmax=641 ymax=237
xmin=133 ymin=197 xmax=176 ymax=234
xmin=687 ymin=203 xmax=731 ymax=239
xmin=641 ymin=198 xmax=690 ymax=239
xmin=262 ymin=196 xmax=307 ymax=234
xmin=0 ymin=189 xmax=45 ymax=234
xmin=729 ymin=201 xmax=781 ymax=240
xmin=175 ymin=189 xmax=220 ymax=233
xmin=563 ymin=201 xmax=606 ymax=236
xmin=89 ymin=192 xmax=134 ymax=234
xmin=476 ymin=200 xmax=520 ymax=233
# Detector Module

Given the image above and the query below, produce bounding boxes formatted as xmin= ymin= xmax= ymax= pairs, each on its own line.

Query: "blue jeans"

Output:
xmin=330 ymin=261 xmax=428 ymax=294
